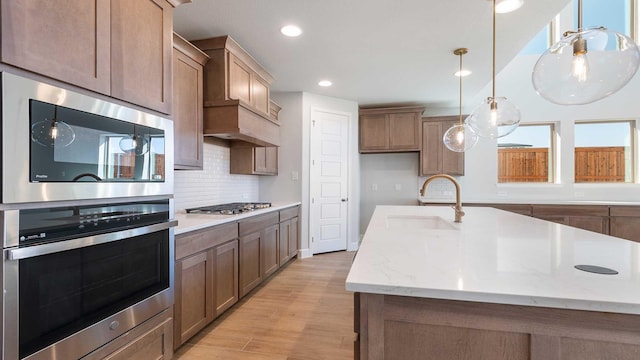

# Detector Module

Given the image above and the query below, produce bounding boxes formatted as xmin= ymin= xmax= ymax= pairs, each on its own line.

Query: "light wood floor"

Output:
xmin=173 ymin=251 xmax=356 ymax=360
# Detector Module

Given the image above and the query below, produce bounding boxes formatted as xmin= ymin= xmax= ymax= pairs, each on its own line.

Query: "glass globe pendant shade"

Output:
xmin=532 ymin=27 xmax=640 ymax=105
xmin=467 ymin=97 xmax=520 ymax=138
xmin=443 ymin=124 xmax=479 ymax=152
xmin=119 ymin=134 xmax=149 ymax=155
xmin=31 ymin=118 xmax=76 ymax=147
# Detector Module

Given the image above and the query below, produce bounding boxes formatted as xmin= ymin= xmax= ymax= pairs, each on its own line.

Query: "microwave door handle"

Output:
xmin=6 ymin=220 xmax=178 ymax=261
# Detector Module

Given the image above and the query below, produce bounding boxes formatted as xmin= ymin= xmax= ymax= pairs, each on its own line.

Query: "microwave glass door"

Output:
xmin=29 ymin=100 xmax=165 ymax=182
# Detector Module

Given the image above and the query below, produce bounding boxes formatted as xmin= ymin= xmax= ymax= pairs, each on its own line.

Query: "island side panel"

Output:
xmin=356 ymin=293 xmax=640 ymax=360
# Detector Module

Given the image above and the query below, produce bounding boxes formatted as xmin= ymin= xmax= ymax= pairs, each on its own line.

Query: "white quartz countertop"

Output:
xmin=346 ymin=205 xmax=640 ymax=315
xmin=174 ymin=201 xmax=301 ymax=235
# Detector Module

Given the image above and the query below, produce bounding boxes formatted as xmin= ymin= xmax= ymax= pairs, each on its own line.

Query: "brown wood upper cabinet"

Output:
xmin=1 ymin=0 xmax=174 ymax=114
xmin=420 ymin=116 xmax=464 ymax=176
xmin=359 ymin=106 xmax=424 ymax=153
xmin=173 ymin=33 xmax=209 ymax=170
xmin=230 ymin=142 xmax=278 ymax=175
xmin=193 ymin=35 xmax=280 ymax=147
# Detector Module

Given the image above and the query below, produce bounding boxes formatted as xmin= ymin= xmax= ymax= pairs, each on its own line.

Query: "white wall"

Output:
xmin=173 ymin=137 xmax=259 ymax=211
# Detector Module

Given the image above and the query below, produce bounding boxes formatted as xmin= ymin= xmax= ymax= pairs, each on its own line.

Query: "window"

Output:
xmin=575 ymin=0 xmax=631 ymax=37
xmin=519 ymin=24 xmax=552 ymax=55
xmin=574 ymin=121 xmax=633 ymax=183
xmin=497 ymin=124 xmax=555 ymax=183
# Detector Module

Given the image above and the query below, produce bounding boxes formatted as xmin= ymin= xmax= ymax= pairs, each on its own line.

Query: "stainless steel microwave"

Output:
xmin=1 ymin=72 xmax=174 ymax=204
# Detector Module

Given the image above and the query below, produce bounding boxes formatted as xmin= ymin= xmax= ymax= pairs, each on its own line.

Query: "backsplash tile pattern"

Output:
xmin=174 ymin=138 xmax=259 ymax=211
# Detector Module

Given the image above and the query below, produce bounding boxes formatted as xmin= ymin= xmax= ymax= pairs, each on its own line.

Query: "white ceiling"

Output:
xmin=173 ymin=0 xmax=571 ymax=109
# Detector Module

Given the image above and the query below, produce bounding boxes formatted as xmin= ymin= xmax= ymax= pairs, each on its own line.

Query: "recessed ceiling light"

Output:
xmin=454 ymin=70 xmax=472 ymax=77
xmin=280 ymin=25 xmax=302 ymax=37
xmin=490 ymin=0 xmax=524 ymax=14
xmin=318 ymin=80 xmax=332 ymax=87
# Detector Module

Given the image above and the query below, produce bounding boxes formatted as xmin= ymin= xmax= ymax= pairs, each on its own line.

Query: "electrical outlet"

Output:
xmin=574 ymin=191 xmax=585 ymax=197
xmin=395 ymin=184 xmax=402 ymax=191
xmin=497 ymin=191 xmax=508 ymax=197
xmin=372 ymin=184 xmax=378 ymax=191
xmin=290 ymin=171 xmax=299 ymax=181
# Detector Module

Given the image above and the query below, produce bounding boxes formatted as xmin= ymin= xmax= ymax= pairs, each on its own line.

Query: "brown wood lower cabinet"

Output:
xmin=279 ymin=206 xmax=300 ymax=264
xmin=239 ymin=212 xmax=279 ymax=298
xmin=355 ymin=293 xmax=640 ymax=360
xmin=174 ymin=222 xmax=239 ymax=349
xmin=531 ymin=205 xmax=609 ymax=235
xmin=610 ymin=206 xmax=640 ymax=242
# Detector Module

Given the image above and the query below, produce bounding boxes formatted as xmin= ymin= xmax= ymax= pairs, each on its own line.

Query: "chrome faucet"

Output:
xmin=420 ymin=174 xmax=464 ymax=223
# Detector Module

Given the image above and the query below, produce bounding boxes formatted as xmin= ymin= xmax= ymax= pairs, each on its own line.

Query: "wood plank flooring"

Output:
xmin=173 ymin=251 xmax=356 ymax=360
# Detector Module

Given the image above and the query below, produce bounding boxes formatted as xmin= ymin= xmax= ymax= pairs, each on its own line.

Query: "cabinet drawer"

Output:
xmin=239 ymin=212 xmax=279 ymax=236
xmin=531 ymin=205 xmax=609 ymax=217
xmin=176 ymin=222 xmax=238 ymax=260
xmin=610 ymin=206 xmax=640 ymax=217
xmin=279 ymin=206 xmax=299 ymax=222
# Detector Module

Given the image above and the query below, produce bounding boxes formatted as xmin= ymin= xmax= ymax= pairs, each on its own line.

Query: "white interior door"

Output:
xmin=310 ymin=108 xmax=349 ymax=254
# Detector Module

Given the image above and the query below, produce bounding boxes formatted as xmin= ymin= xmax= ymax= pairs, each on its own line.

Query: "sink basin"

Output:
xmin=385 ymin=215 xmax=457 ymax=230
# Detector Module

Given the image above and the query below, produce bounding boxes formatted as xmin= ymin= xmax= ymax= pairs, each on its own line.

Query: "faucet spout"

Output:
xmin=420 ymin=174 xmax=464 ymax=223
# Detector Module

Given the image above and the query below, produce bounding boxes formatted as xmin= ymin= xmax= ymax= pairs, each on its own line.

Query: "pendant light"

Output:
xmin=532 ymin=0 xmax=640 ymax=105
xmin=490 ymin=0 xmax=524 ymax=14
xmin=443 ymin=48 xmax=479 ymax=152
xmin=467 ymin=0 xmax=521 ymax=139
xmin=119 ymin=126 xmax=150 ymax=155
xmin=31 ymin=105 xmax=76 ymax=147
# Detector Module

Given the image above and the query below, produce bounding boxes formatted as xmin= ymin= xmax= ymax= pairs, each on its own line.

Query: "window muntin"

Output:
xmin=497 ymin=124 xmax=555 ymax=183
xmin=574 ymin=121 xmax=633 ymax=183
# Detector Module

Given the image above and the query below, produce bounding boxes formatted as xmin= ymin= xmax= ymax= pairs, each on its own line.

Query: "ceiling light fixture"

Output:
xmin=532 ymin=0 xmax=640 ymax=105
xmin=318 ymin=80 xmax=332 ymax=87
xmin=280 ymin=25 xmax=302 ymax=37
xmin=467 ymin=0 xmax=521 ymax=139
xmin=490 ymin=0 xmax=524 ymax=14
xmin=443 ymin=48 xmax=479 ymax=152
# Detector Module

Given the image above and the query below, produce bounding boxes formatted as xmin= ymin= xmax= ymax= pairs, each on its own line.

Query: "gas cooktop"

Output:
xmin=186 ymin=202 xmax=272 ymax=215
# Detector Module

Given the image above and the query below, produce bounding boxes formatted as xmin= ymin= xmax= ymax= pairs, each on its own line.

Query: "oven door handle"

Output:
xmin=6 ymin=220 xmax=178 ymax=260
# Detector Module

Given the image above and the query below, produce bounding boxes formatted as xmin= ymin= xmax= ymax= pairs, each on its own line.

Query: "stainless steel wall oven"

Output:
xmin=2 ymin=199 xmax=176 ymax=359
xmin=0 ymin=72 xmax=177 ymax=359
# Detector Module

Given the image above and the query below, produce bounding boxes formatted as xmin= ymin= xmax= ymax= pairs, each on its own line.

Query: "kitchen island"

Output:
xmin=346 ymin=205 xmax=640 ymax=360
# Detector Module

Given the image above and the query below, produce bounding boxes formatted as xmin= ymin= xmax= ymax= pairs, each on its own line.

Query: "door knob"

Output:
xmin=341 ymin=198 xmax=348 ymax=202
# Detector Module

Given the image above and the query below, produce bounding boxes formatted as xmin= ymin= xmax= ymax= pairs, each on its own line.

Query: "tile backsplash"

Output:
xmin=173 ymin=138 xmax=259 ymax=211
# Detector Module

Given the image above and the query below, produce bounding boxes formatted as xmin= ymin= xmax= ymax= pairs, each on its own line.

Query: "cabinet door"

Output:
xmin=173 ymin=47 xmax=204 ymax=169
xmin=111 ymin=0 xmax=172 ymax=114
xmin=228 ymin=53 xmax=252 ymax=105
xmin=568 ymin=216 xmax=609 ymax=234
xmin=254 ymin=147 xmax=268 ymax=173
xmin=360 ymin=114 xmax=389 ymax=152
xmin=441 ymin=120 xmax=464 ymax=175
xmin=261 ymin=224 xmax=279 ymax=278
xmin=252 ymin=75 xmax=270 ymax=114
xmin=288 ymin=217 xmax=299 ymax=259
xmin=278 ymin=221 xmax=291 ymax=264
xmin=420 ymin=121 xmax=443 ymax=175
xmin=265 ymin=147 xmax=278 ymax=174
xmin=214 ymin=239 xmax=239 ymax=317
xmin=1 ymin=0 xmax=111 ymax=95
xmin=388 ymin=113 xmax=419 ymax=150
xmin=174 ymin=250 xmax=213 ymax=347
xmin=239 ymin=231 xmax=262 ymax=298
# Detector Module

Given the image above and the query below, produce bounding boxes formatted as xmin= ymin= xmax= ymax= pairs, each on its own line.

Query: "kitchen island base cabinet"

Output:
xmin=355 ymin=293 xmax=640 ymax=360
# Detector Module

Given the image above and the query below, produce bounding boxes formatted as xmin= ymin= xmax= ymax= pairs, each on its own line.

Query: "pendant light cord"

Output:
xmin=492 ymin=0 xmax=496 ymax=100
xmin=459 ymin=52 xmax=463 ymax=125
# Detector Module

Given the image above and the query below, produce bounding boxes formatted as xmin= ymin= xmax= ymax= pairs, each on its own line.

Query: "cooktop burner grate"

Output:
xmin=186 ymin=202 xmax=272 ymax=215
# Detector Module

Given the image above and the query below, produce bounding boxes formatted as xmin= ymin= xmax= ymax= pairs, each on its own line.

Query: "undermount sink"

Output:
xmin=385 ymin=215 xmax=457 ymax=230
